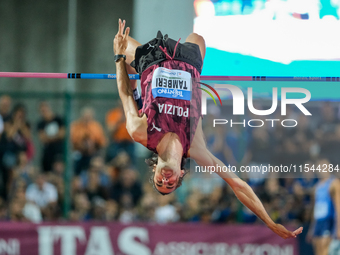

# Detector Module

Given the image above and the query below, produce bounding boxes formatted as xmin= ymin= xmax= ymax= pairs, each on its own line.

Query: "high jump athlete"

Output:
xmin=113 ymin=19 xmax=303 ymax=239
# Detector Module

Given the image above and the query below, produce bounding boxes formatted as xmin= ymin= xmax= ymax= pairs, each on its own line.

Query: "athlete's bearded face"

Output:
xmin=153 ymin=163 xmax=184 ymax=194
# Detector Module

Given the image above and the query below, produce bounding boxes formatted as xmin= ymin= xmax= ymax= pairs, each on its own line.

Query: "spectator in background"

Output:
xmin=0 ymin=95 xmax=12 ymax=199
xmin=0 ymin=115 xmax=5 ymax=199
xmin=139 ymin=183 xmax=158 ymax=222
xmin=104 ymin=199 xmax=119 ymax=221
xmin=47 ymin=157 xmax=65 ymax=211
xmin=248 ymin=128 xmax=273 ymax=166
xmin=91 ymin=196 xmax=106 ymax=220
xmin=25 ymin=173 xmax=58 ymax=219
xmin=0 ymin=198 xmax=7 ymax=220
xmin=119 ymin=192 xmax=137 ymax=223
xmin=8 ymin=183 xmax=42 ymax=223
xmin=225 ymin=121 xmax=250 ymax=167
xmin=180 ymin=192 xmax=201 ymax=222
xmin=84 ymin=168 xmax=109 ymax=202
xmin=189 ymin=170 xmax=224 ymax=196
xmin=107 ymin=151 xmax=132 ymax=184
xmin=105 ymin=102 xmax=134 ymax=163
xmin=246 ymin=128 xmax=272 ymax=188
xmin=2 ymin=104 xmax=33 ymax=163
xmin=9 ymin=151 xmax=34 ymax=197
xmin=207 ymin=125 xmax=237 ymax=166
xmin=154 ymin=193 xmax=179 ymax=223
xmin=215 ymin=186 xmax=240 ymax=223
xmin=37 ymin=101 xmax=65 ymax=172
xmin=203 ymin=105 xmax=237 ymax=166
xmin=71 ymin=107 xmax=107 ymax=175
xmin=9 ymin=198 xmax=26 ymax=222
xmin=69 ymin=192 xmax=91 ymax=221
xmin=1 ymin=104 xmax=33 ymax=199
xmin=276 ymin=137 xmax=309 ymax=169
xmin=80 ymin=156 xmax=110 ymax=188
xmin=192 ymin=196 xmax=214 ymax=223
xmin=78 ymin=155 xmax=109 ymax=205
xmin=318 ymin=102 xmax=338 ymax=130
xmin=110 ymin=168 xmax=142 ymax=208
xmin=289 ymin=114 xmax=315 ymax=146
xmin=13 ymin=187 xmax=42 ymax=223
xmin=71 ymin=176 xmax=83 ymax=196
xmin=0 ymin=95 xmax=12 ymax=123
xmin=316 ymin=103 xmax=340 ymax=165
xmin=294 ymin=163 xmax=318 ymax=205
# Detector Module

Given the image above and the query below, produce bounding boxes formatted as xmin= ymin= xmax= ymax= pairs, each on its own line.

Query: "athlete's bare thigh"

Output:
xmin=313 ymin=236 xmax=332 ymax=255
xmin=185 ymin=33 xmax=206 ymax=62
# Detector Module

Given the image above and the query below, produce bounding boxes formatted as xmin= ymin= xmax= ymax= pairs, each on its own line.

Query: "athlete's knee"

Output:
xmin=186 ymin=33 xmax=206 ymax=60
xmin=194 ymin=33 xmax=205 ymax=42
xmin=187 ymin=33 xmax=205 ymax=44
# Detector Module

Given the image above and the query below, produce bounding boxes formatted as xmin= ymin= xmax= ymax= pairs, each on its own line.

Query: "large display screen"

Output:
xmin=194 ymin=0 xmax=340 ymax=76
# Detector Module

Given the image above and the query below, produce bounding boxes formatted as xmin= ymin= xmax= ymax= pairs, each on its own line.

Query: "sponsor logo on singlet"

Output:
xmin=152 ymin=67 xmax=191 ymax=100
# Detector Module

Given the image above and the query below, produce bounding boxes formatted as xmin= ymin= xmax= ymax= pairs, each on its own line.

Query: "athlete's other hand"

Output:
xmin=270 ymin=224 xmax=303 ymax=239
xmin=114 ymin=19 xmax=130 ymax=55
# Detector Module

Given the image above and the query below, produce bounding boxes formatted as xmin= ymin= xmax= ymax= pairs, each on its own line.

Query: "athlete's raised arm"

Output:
xmin=113 ymin=19 xmax=147 ymax=145
xmin=189 ymin=119 xmax=303 ymax=239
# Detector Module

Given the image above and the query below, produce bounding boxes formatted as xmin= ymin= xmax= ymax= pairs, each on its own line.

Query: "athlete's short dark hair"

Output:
xmin=146 ymin=153 xmax=189 ymax=195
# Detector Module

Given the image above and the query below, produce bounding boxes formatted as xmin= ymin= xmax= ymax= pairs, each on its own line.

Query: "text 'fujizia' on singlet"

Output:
xmin=151 ymin=67 xmax=192 ymax=101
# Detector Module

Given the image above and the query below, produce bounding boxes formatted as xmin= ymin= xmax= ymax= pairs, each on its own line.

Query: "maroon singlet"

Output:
xmin=140 ymin=60 xmax=201 ymax=158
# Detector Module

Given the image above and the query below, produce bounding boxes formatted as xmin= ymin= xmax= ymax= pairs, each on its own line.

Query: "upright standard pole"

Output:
xmin=63 ymin=0 xmax=77 ymax=218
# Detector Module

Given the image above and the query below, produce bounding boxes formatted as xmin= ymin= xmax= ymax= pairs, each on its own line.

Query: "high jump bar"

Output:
xmin=0 ymin=72 xmax=340 ymax=81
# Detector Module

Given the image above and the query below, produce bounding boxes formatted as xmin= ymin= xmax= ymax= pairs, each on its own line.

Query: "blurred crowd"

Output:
xmin=0 ymin=94 xmax=339 ymax=231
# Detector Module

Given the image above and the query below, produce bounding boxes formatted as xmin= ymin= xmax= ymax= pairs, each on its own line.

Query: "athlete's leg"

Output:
xmin=185 ymin=33 xmax=206 ymax=62
xmin=126 ymin=36 xmax=141 ymax=66
xmin=313 ymin=237 xmax=332 ymax=255
xmin=125 ymin=36 xmax=141 ymax=90
xmin=319 ymin=237 xmax=332 ymax=255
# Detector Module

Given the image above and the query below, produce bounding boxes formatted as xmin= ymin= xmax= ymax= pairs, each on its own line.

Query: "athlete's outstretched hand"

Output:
xmin=114 ymin=18 xmax=130 ymax=55
xmin=269 ymin=224 xmax=303 ymax=239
